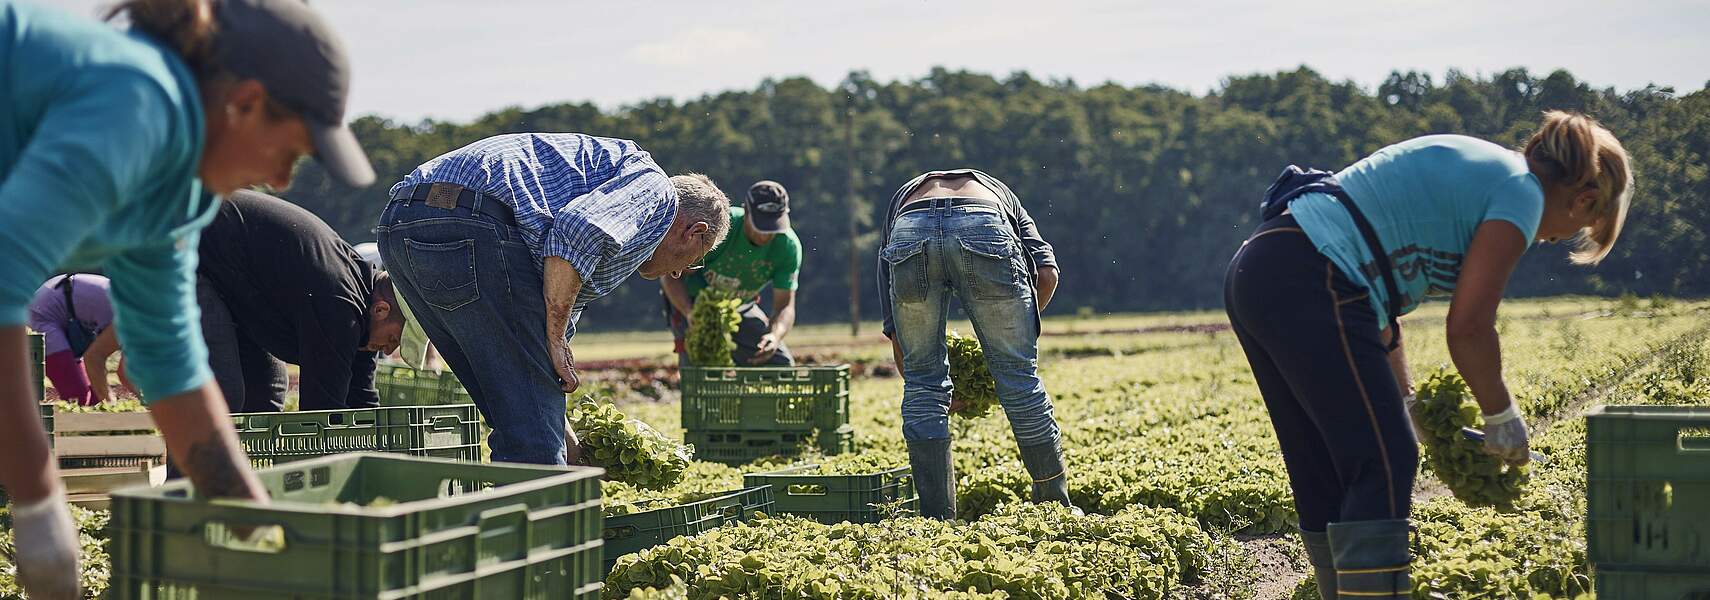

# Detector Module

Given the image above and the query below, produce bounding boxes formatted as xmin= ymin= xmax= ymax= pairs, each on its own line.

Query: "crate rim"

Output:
xmin=748 ymin=463 xmax=909 ymax=478
xmin=605 ymin=484 xmax=772 ymax=524
xmin=109 ymin=452 xmax=605 ymax=517
xmin=681 ymin=364 xmax=850 ymax=375
xmin=1585 ymin=404 xmax=1710 ymax=419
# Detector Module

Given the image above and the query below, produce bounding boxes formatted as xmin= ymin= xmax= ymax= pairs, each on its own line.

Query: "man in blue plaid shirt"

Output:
xmin=377 ymin=133 xmax=731 ymax=464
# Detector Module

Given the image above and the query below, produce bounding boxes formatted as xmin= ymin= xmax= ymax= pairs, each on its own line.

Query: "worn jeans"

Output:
xmin=882 ymin=202 xmax=1059 ymax=446
xmin=376 ymin=197 xmax=568 ymax=465
xmin=664 ymin=294 xmax=793 ymax=367
xmin=1224 ymin=214 xmax=1418 ymax=532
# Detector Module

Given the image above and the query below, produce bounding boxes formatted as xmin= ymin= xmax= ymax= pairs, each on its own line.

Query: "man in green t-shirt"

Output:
xmin=662 ymin=180 xmax=802 ymax=366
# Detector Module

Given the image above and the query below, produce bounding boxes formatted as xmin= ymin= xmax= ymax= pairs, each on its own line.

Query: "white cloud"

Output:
xmin=627 ymin=27 xmax=766 ymax=68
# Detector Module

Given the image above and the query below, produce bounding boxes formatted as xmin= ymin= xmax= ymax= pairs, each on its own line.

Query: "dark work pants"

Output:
xmin=1223 ymin=215 xmax=1418 ymax=533
xmin=197 ymin=276 xmax=287 ymax=413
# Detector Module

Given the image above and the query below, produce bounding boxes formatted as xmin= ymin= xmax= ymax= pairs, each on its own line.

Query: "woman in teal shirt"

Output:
xmin=0 ymin=1 xmax=371 ymax=597
xmin=1224 ymin=112 xmax=1632 ymax=599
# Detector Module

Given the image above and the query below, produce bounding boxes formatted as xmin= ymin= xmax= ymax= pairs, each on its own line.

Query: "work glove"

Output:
xmin=10 ymin=485 xmax=81 ymax=600
xmin=1480 ymin=402 xmax=1531 ymax=466
xmin=1402 ymin=392 xmax=1427 ymax=442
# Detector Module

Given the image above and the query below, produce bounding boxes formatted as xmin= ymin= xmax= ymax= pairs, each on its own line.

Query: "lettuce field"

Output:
xmin=3 ymin=296 xmax=1706 ymax=599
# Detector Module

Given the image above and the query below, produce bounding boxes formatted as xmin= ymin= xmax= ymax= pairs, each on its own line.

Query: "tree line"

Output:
xmin=282 ymin=66 xmax=1710 ymax=332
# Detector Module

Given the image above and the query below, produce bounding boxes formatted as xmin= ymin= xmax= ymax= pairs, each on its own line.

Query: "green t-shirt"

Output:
xmin=684 ymin=207 xmax=801 ymax=301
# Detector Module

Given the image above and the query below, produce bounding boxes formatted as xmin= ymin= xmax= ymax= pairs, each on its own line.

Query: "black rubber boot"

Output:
xmin=1327 ymin=519 xmax=1410 ymax=599
xmin=1300 ymin=527 xmax=1336 ymax=600
xmin=907 ymin=439 xmax=956 ymax=520
xmin=1017 ymin=439 xmax=1079 ymax=513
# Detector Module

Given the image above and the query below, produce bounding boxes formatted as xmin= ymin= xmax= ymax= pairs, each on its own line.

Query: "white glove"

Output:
xmin=10 ymin=485 xmax=81 ymax=600
xmin=1402 ymin=392 xmax=1427 ymax=442
xmin=1480 ymin=402 xmax=1532 ymax=466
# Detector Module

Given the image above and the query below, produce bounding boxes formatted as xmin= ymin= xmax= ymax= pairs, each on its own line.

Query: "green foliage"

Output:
xmin=1416 ymin=370 xmax=1529 ymax=510
xmin=604 ymin=502 xmax=1212 ymax=599
xmin=0 ymin=505 xmax=110 ymax=599
xmin=604 ymin=462 xmax=746 ymax=517
xmin=685 ymin=288 xmax=742 ymax=367
xmin=570 ymin=397 xmax=692 ymax=491
xmin=948 ymin=331 xmax=999 ymax=418
xmin=287 ymin=69 xmax=1710 ymax=330
xmin=53 ymin=400 xmax=145 ymax=414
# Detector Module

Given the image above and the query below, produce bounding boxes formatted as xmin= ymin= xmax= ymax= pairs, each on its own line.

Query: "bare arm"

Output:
xmin=661 ymin=275 xmax=694 ymax=319
xmin=1446 ymin=221 xmax=1528 ymax=415
xmin=149 ymin=382 xmax=267 ymax=501
xmin=0 ymin=326 xmax=58 ymax=503
xmin=544 ymin=256 xmax=583 ymax=392
xmin=82 ymin=326 xmax=122 ymax=404
xmin=1035 ymin=266 xmax=1059 ymax=312
xmin=769 ymin=288 xmax=797 ymax=339
xmin=1383 ymin=325 xmax=1412 ymax=396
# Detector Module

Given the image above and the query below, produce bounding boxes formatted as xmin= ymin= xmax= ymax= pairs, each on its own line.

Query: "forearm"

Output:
xmin=1447 ymin=326 xmax=1512 ymax=414
xmin=544 ymin=257 xmax=582 ymax=341
xmin=148 ymin=382 xmax=266 ymax=500
xmin=770 ymin=295 xmax=797 ymax=338
xmin=1383 ymin=326 xmax=1412 ymax=396
xmin=661 ymin=276 xmax=693 ymax=316
xmin=84 ymin=351 xmax=115 ymax=402
xmin=0 ymin=326 xmax=57 ymax=503
xmin=1034 ymin=266 xmax=1059 ymax=311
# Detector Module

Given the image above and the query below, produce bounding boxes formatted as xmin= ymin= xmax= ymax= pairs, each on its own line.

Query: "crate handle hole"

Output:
xmin=718 ymin=505 xmax=742 ymax=520
xmin=430 ymin=415 xmax=462 ymax=432
xmin=276 ymin=422 xmax=321 ymax=437
xmin=603 ymin=526 xmax=636 ymax=541
xmin=785 ymin=484 xmax=827 ymax=496
xmin=203 ymin=522 xmax=287 ymax=554
xmin=1678 ymin=427 xmax=1710 ymax=452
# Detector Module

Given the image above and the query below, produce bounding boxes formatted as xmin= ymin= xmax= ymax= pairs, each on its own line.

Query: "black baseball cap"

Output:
xmin=211 ymin=0 xmax=374 ymax=187
xmin=746 ymin=180 xmax=790 ymax=233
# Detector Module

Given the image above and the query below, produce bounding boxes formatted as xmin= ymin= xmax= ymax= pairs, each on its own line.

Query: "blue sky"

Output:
xmin=50 ymin=0 xmax=1710 ymax=122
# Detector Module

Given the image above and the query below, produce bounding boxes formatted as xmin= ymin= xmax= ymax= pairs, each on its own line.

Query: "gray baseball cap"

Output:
xmin=211 ymin=0 xmax=374 ymax=187
xmin=746 ymin=180 xmax=791 ymax=233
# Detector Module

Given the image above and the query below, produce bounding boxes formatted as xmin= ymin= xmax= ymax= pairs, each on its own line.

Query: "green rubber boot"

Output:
xmin=1327 ymin=519 xmax=1411 ymax=599
xmin=1017 ymin=439 xmax=1081 ymax=514
xmin=907 ymin=439 xmax=956 ymax=520
xmin=1300 ymin=527 xmax=1336 ymax=600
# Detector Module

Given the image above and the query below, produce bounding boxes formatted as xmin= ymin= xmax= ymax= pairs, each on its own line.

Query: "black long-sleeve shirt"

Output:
xmin=198 ymin=190 xmax=379 ymax=409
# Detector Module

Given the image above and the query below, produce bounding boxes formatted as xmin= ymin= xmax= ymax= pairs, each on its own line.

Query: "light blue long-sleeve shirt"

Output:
xmin=0 ymin=1 xmax=217 ymax=401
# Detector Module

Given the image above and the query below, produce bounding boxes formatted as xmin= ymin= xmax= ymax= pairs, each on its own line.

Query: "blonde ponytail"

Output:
xmin=106 ymin=0 xmax=220 ymax=79
xmin=1523 ymin=111 xmax=1633 ymax=265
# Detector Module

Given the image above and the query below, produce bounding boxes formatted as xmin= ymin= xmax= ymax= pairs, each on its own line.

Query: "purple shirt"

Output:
xmin=27 ymin=274 xmax=114 ymax=355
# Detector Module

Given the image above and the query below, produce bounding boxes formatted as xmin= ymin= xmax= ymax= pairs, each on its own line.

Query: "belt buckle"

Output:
xmin=425 ymin=183 xmax=463 ymax=209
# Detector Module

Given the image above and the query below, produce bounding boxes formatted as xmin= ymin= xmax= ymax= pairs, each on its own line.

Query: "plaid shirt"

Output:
xmin=391 ymin=133 xmax=677 ymax=330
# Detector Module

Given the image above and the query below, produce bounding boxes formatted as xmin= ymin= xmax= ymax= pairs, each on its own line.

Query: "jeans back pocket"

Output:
xmin=404 ymin=238 xmax=480 ymax=312
xmin=881 ymin=239 xmax=930 ymax=304
xmin=957 ymin=237 xmax=1026 ymax=301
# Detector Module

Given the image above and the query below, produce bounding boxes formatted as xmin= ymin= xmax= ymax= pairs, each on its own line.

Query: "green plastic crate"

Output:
xmin=685 ymin=425 xmax=854 ymax=466
xmin=680 ymin=365 xmax=849 ymax=432
xmin=742 ymin=463 xmax=916 ymax=524
xmin=232 ymin=404 xmax=482 ymax=468
xmin=108 ymin=453 xmax=604 ymax=599
xmin=1595 ymin=568 xmax=1710 ymax=599
xmin=602 ymin=485 xmax=774 ymax=571
xmin=40 ymin=401 xmax=53 ymax=449
xmin=1587 ymin=405 xmax=1710 ymax=572
xmin=376 ymin=365 xmax=472 ymax=407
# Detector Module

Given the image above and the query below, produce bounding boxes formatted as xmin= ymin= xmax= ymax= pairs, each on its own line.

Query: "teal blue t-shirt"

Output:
xmin=0 ymin=1 xmax=217 ymax=401
xmin=1292 ymin=135 xmax=1544 ymax=328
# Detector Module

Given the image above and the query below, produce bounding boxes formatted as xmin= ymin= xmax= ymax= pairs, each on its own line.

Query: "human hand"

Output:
xmin=10 ymin=487 xmax=81 ymax=600
xmin=1480 ymin=402 xmax=1531 ymax=466
xmin=750 ymin=333 xmax=780 ymax=364
xmin=549 ymin=338 xmax=581 ymax=393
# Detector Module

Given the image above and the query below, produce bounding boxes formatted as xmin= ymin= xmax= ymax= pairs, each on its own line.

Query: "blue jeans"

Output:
xmin=375 ymin=198 xmax=568 ymax=465
xmin=882 ymin=202 xmax=1060 ymax=446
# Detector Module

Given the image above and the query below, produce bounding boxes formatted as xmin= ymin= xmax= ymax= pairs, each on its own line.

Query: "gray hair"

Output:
xmin=670 ymin=173 xmax=732 ymax=250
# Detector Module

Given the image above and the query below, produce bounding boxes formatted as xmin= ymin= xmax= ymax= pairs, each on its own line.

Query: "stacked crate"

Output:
xmin=679 ymin=365 xmax=853 ymax=465
xmin=1585 ymin=405 xmax=1710 ymax=596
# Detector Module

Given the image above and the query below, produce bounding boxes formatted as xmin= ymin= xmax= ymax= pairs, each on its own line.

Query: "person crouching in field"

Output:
xmin=878 ymin=170 xmax=1069 ymax=520
xmin=1223 ymin=112 xmax=1632 ymax=599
